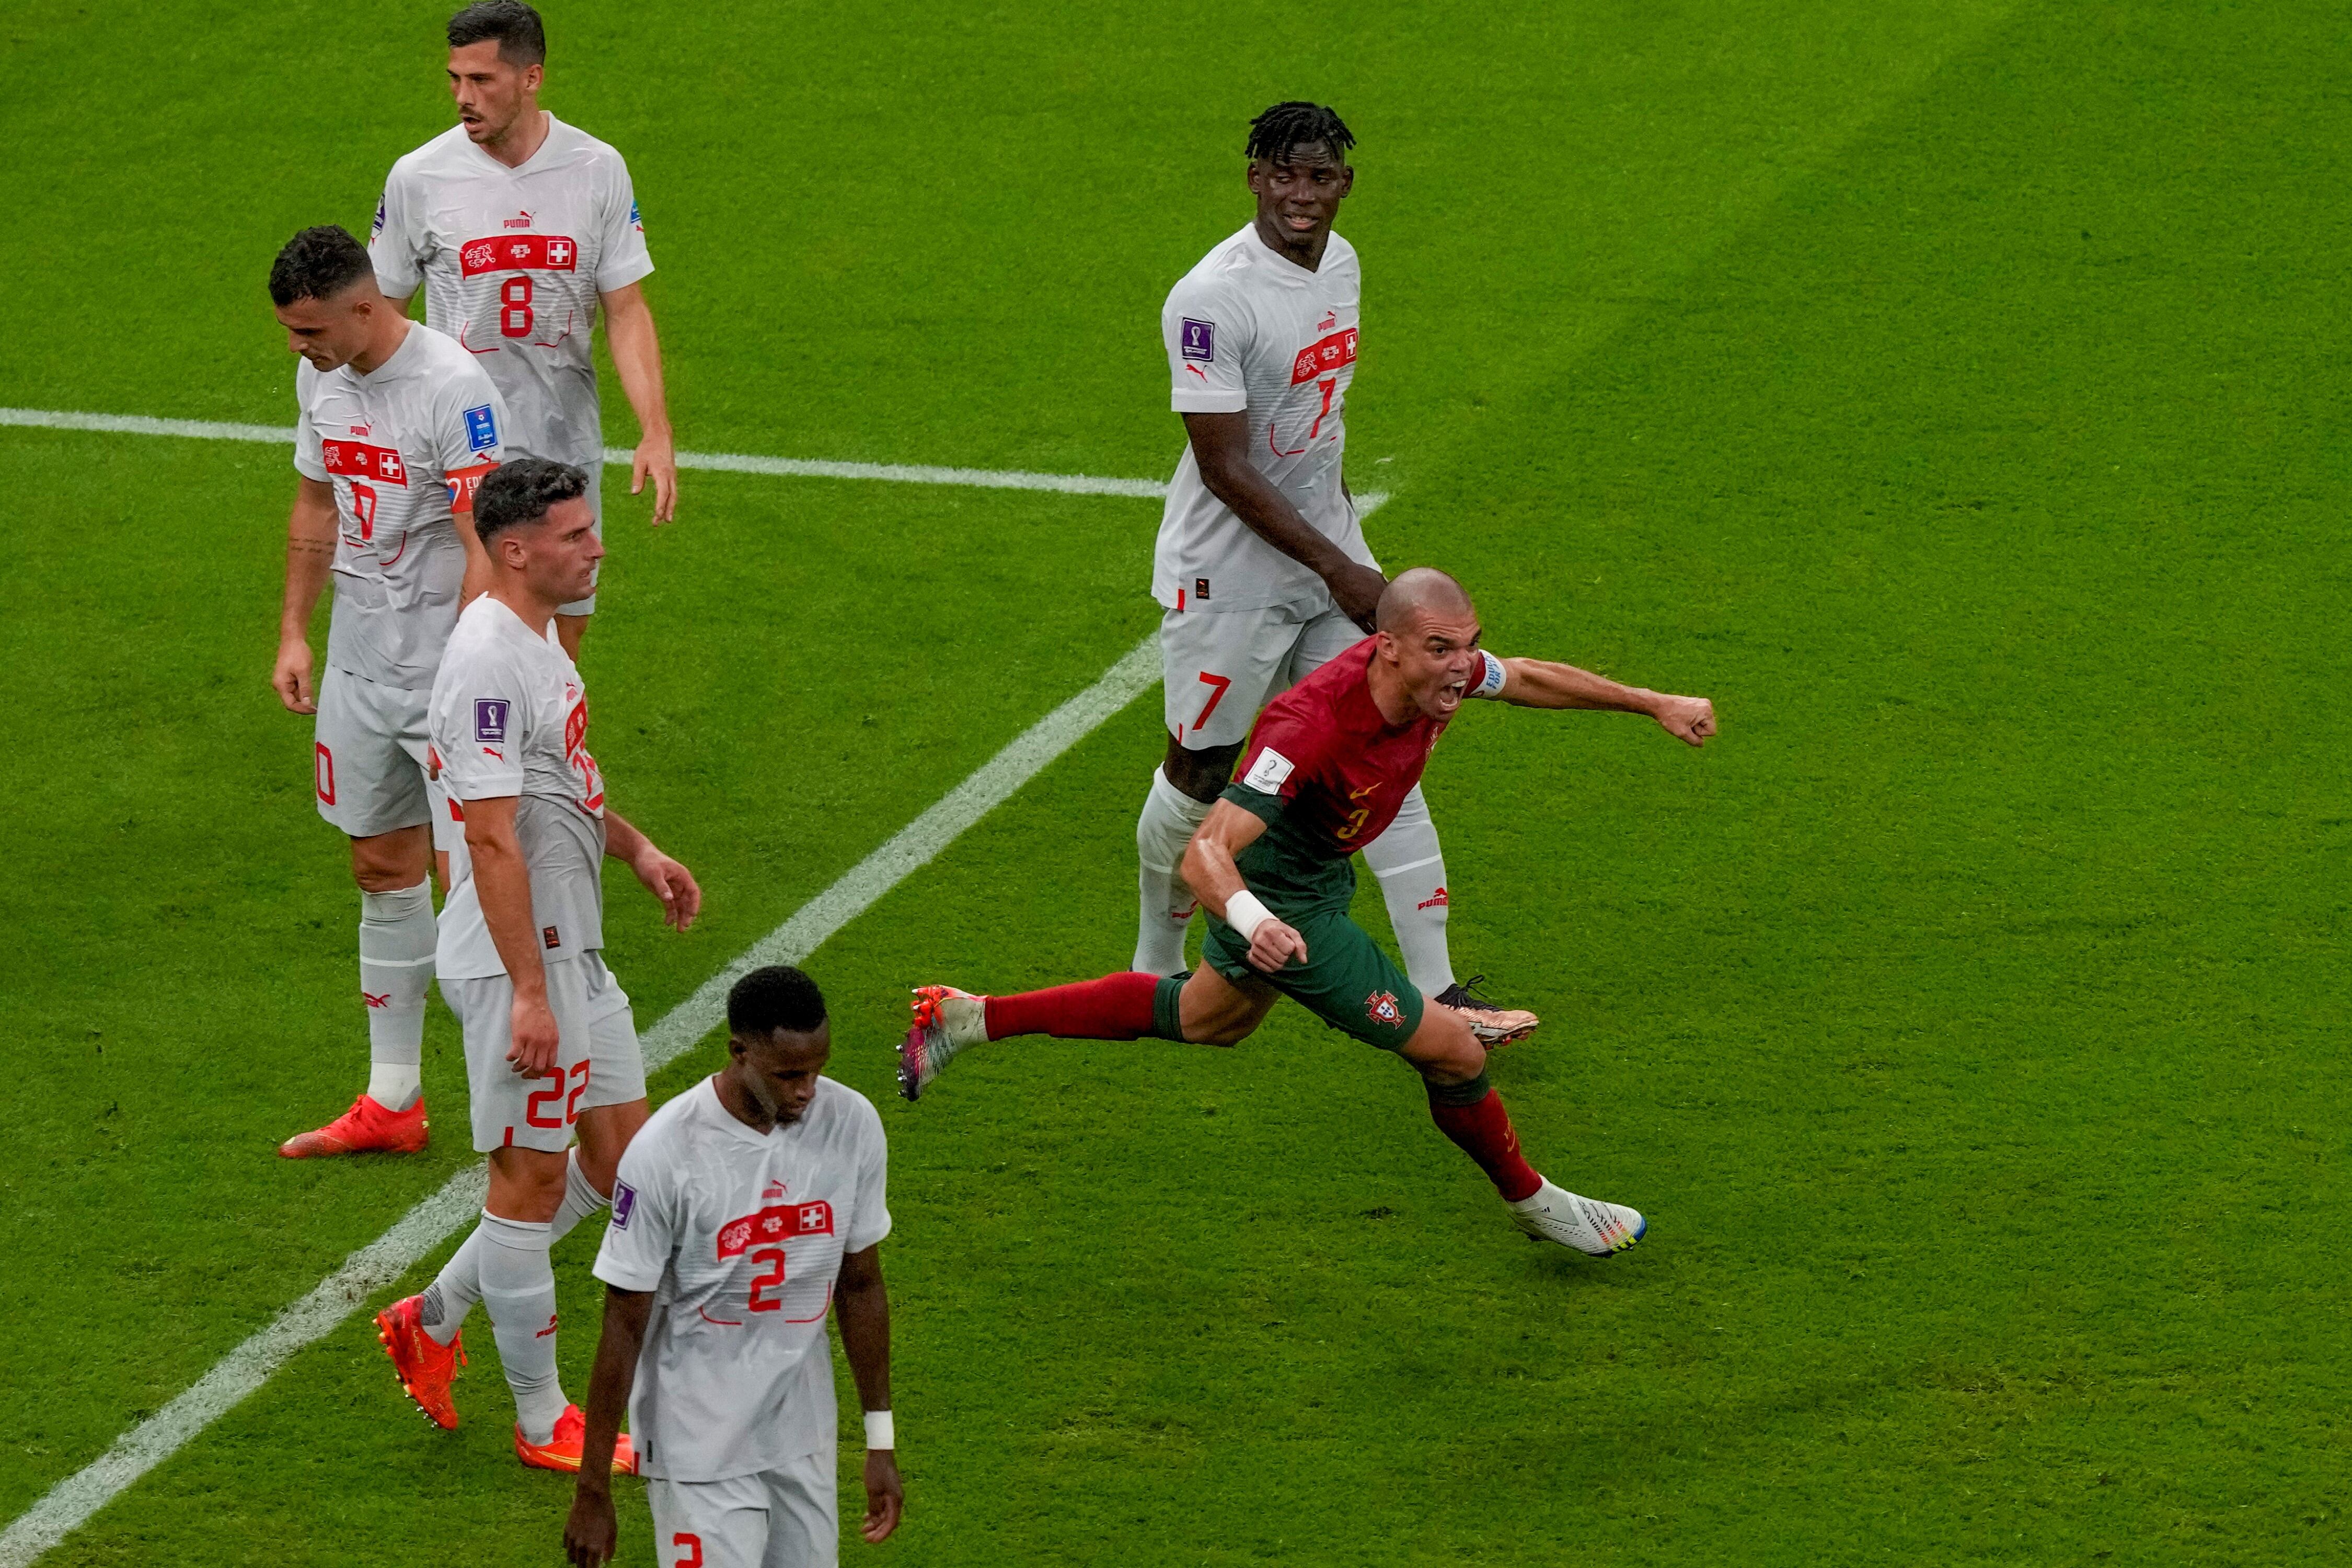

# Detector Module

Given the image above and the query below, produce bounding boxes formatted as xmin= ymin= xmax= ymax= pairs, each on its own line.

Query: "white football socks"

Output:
xmin=1134 ymin=767 xmax=1214 ymax=975
xmin=421 ymin=1152 xmax=609 ymax=1348
xmin=1363 ymin=784 xmax=1457 ymax=995
xmin=478 ymin=1211 xmax=567 ymax=1444
xmin=359 ymin=880 xmax=435 ymax=1111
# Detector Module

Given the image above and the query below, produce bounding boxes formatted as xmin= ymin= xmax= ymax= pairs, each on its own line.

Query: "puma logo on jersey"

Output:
xmin=348 ymin=423 xmax=370 ymax=436
xmin=1318 ymin=310 xmax=1337 ymax=331
xmin=503 ymin=211 xmax=533 ymax=229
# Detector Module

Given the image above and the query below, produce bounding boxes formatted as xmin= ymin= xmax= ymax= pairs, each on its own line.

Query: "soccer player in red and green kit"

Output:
xmin=901 ymin=568 xmax=1717 ymax=1255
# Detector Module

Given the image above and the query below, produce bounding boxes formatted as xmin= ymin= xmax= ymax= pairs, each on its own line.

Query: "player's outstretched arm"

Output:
xmin=600 ymin=282 xmax=677 ymax=525
xmin=1181 ymin=801 xmax=1311 ymax=971
xmin=1489 ymin=658 xmax=1717 ymax=746
xmin=273 ymin=477 xmax=338 ymax=714
xmin=835 ymin=1244 xmax=903 ymax=1544
xmin=564 ymin=1285 xmax=653 ymax=1568
xmin=603 ymin=807 xmax=700 ymax=931
xmin=1182 ymin=411 xmax=1386 ymax=629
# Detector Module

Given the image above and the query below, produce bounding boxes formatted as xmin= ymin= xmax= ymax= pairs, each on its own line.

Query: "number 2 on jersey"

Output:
xmin=747 ymin=1247 xmax=787 ymax=1312
xmin=500 ymin=275 xmax=534 ymax=338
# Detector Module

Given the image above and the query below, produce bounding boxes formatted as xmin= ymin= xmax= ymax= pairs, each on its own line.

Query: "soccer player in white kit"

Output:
xmin=1133 ymin=103 xmax=1525 ymax=1028
xmin=370 ymin=0 xmax=678 ymax=663
xmin=563 ymin=966 xmax=902 ymax=1568
xmin=268 ymin=225 xmax=508 ymax=1160
xmin=372 ymin=457 xmax=702 ymax=1472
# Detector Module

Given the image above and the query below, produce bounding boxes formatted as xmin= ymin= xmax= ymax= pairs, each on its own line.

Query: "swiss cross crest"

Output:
xmin=547 ymin=239 xmax=573 ymax=266
xmin=463 ymin=241 xmax=495 ymax=270
xmin=376 ymin=451 xmax=405 ymax=482
xmin=1365 ymin=991 xmax=1403 ymax=1028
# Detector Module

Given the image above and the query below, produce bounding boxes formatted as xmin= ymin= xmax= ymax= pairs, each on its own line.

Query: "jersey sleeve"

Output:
xmin=593 ymin=1138 xmax=677 ymax=1293
xmin=367 ymin=165 xmax=429 ymax=301
xmin=593 ymin=155 xmax=655 ymax=294
xmin=1219 ymin=703 xmax=1329 ymax=825
xmin=432 ymin=648 xmax=530 ymax=801
xmin=292 ymin=362 xmax=327 ymax=481
xmin=1164 ymin=274 xmax=1249 ymax=414
xmin=841 ymin=1094 xmax=892 ymax=1253
xmin=435 ymin=374 xmax=508 ymax=516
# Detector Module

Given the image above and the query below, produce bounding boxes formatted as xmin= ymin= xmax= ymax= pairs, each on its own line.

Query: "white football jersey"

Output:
xmin=294 ymin=324 xmax=506 ymax=691
xmin=595 ymin=1076 xmax=892 ymax=1482
xmin=428 ymin=595 xmax=607 ymax=978
xmin=1154 ymin=223 xmax=1377 ymax=614
xmin=370 ymin=115 xmax=653 ymax=469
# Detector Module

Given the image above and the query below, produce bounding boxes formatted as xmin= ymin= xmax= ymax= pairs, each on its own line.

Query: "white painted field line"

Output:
xmin=0 ymin=406 xmax=1390 ymax=512
xmin=0 ymin=635 xmax=1163 ymax=1568
xmin=0 ymin=406 xmax=1168 ymax=499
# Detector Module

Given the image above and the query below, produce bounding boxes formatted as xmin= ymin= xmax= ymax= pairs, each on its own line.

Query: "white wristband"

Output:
xmin=863 ymin=1410 xmax=894 ymax=1450
xmin=1223 ymin=889 xmax=1274 ymax=943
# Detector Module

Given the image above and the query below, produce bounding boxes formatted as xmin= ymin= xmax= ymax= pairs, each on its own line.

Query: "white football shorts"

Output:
xmin=647 ymin=1448 xmax=838 ymax=1568
xmin=313 ymin=665 xmax=460 ymax=851
xmin=1158 ymin=597 xmax=1367 ymax=749
xmin=556 ymin=463 xmax=604 ymax=618
xmin=443 ymin=950 xmax=647 ymax=1154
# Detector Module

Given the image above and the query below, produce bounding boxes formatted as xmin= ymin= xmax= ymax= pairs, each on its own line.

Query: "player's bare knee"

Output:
xmin=1162 ymin=734 xmax=1241 ymax=803
xmin=1402 ymin=1007 xmax=1484 ymax=1085
xmin=350 ymin=825 xmax=431 ymax=892
xmin=486 ymin=1146 xmax=569 ymax=1221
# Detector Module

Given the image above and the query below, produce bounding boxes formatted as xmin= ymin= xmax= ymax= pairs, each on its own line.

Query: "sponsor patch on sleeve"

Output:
xmin=1472 ymin=650 xmax=1507 ymax=698
xmin=371 ymin=193 xmax=387 ymax=237
xmin=463 ymin=404 xmax=499 ymax=452
xmin=629 ymin=198 xmax=643 ymax=232
xmin=612 ymin=1181 xmax=636 ymax=1229
xmin=1240 ymin=746 xmax=1296 ymax=794
xmin=1180 ymin=318 xmax=1215 ymax=362
xmin=474 ymin=697 xmax=509 ymax=743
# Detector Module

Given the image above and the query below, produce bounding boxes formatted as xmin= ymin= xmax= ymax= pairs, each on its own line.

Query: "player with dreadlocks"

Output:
xmin=1128 ymin=101 xmax=1523 ymax=1033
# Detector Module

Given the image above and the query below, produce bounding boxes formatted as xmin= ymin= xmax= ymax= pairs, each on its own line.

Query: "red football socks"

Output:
xmin=986 ymin=972 xmax=1163 ymax=1042
xmin=1427 ymin=1082 xmax=1543 ymax=1203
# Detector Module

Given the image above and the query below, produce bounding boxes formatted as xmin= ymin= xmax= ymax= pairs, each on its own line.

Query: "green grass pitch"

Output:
xmin=3 ymin=0 xmax=2347 ymax=1562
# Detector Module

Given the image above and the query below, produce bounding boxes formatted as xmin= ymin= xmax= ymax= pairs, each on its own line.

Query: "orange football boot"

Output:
xmin=516 ymin=1404 xmax=639 ymax=1475
xmin=278 ymin=1094 xmax=429 ymax=1158
xmin=374 ymin=1294 xmax=465 ymax=1429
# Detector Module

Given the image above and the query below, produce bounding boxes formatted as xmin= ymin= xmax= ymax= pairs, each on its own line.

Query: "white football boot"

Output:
xmin=900 ymin=985 xmax=989 ymax=1101
xmin=1508 ymin=1179 xmax=1646 ymax=1256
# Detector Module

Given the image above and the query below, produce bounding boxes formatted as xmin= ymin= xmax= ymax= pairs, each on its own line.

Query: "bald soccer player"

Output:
xmin=903 ymin=568 xmax=1716 ymax=1256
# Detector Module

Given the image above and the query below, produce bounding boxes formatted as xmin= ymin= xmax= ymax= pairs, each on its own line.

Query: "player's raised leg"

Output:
xmin=1398 ymin=1001 xmax=1643 ymax=1256
xmin=901 ymin=966 xmax=1275 ymax=1100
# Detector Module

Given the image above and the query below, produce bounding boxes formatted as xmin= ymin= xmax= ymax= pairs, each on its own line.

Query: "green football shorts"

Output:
xmin=1202 ymin=901 xmax=1425 ymax=1052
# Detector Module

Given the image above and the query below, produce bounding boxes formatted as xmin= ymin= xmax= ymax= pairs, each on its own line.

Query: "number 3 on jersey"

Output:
xmin=499 ymin=275 xmax=535 ymax=338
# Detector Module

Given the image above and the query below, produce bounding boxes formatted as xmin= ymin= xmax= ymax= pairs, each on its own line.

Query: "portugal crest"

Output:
xmin=1365 ymin=990 xmax=1403 ymax=1028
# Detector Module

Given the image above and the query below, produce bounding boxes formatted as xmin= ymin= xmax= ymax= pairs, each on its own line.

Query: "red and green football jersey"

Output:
xmin=1220 ymin=637 xmax=1447 ymax=910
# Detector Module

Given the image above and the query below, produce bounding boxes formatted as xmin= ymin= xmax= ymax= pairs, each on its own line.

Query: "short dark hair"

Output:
xmin=268 ymin=226 xmax=374 ymax=307
xmin=474 ymin=457 xmax=589 ymax=545
xmin=448 ymin=1 xmax=546 ymax=66
xmin=1246 ymin=101 xmax=1355 ymax=164
xmin=729 ymin=966 xmax=828 ymax=1037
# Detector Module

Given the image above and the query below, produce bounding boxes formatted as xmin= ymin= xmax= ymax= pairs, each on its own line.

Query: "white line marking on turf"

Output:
xmin=0 ymin=637 xmax=1165 ymax=1568
xmin=0 ymin=405 xmax=1167 ymax=499
xmin=0 ymin=406 xmax=1388 ymax=511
